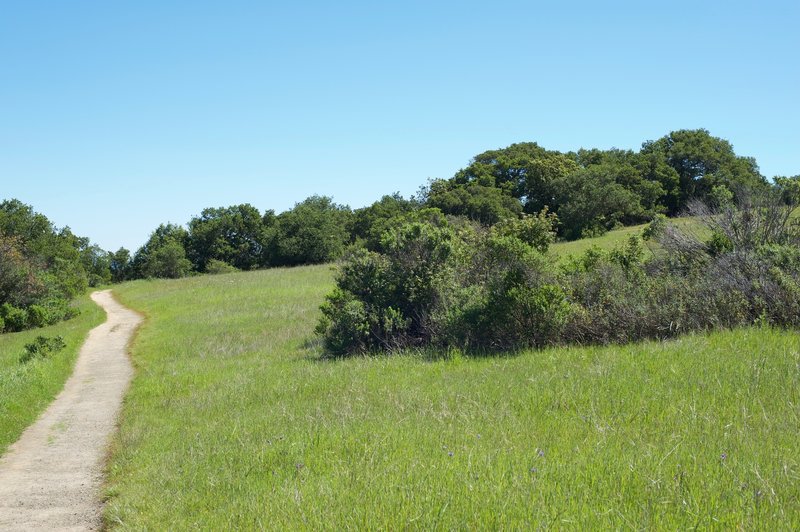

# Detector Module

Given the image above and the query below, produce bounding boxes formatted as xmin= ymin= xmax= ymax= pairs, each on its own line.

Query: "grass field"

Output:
xmin=105 ymin=264 xmax=800 ymax=529
xmin=550 ymin=216 xmax=704 ymax=259
xmin=0 ymin=293 xmax=105 ymax=454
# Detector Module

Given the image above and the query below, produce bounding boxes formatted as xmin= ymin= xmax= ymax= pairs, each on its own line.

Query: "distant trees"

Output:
xmin=130 ymin=224 xmax=192 ymax=279
xmin=351 ymin=193 xmax=417 ymax=248
xmin=186 ymin=204 xmax=267 ymax=271
xmin=125 ymin=195 xmax=355 ymax=278
xmin=774 ymin=175 xmax=800 ymax=206
xmin=426 ymin=181 xmax=521 ymax=225
xmin=0 ymin=200 xmax=99 ymax=332
xmin=267 ymin=196 xmax=352 ymax=266
xmin=119 ymin=129 xmax=787 ymax=281
xmin=640 ymin=129 xmax=767 ymax=213
xmin=424 ymin=129 xmax=769 ymax=240
xmin=6 ymin=128 xmax=787 ymax=313
xmin=109 ymin=248 xmax=132 ymax=283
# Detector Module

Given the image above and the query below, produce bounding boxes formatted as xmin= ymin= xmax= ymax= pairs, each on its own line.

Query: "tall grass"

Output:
xmin=105 ymin=265 xmax=800 ymax=529
xmin=0 ymin=292 xmax=105 ymax=454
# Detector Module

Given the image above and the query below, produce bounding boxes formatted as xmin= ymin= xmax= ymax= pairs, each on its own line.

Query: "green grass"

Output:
xmin=0 ymin=292 xmax=106 ymax=454
xmin=550 ymin=216 xmax=704 ymax=258
xmin=105 ymin=265 xmax=800 ymax=529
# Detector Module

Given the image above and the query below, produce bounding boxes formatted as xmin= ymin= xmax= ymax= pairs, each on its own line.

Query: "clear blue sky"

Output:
xmin=1 ymin=0 xmax=798 ymax=251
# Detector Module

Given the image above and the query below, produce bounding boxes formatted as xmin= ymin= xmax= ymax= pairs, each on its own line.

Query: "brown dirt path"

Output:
xmin=0 ymin=290 xmax=141 ymax=531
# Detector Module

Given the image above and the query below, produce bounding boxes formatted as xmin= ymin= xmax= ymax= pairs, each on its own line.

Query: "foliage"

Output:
xmin=268 ymin=196 xmax=352 ymax=266
xmin=187 ymin=204 xmax=267 ymax=271
xmin=79 ymin=242 xmax=112 ymax=287
xmin=205 ymin=259 xmax=239 ymax=274
xmin=426 ymin=180 xmax=522 ymax=225
xmin=422 ymin=130 xmax=768 ymax=240
xmin=350 ymin=193 xmax=417 ymax=248
xmin=490 ymin=208 xmax=558 ymax=252
xmin=19 ymin=335 xmax=66 ymax=364
xmin=109 ymin=248 xmax=132 ymax=283
xmin=317 ymin=222 xmax=454 ymax=354
xmin=0 ymin=200 xmax=108 ymax=332
xmin=145 ymin=240 xmax=192 ymax=279
xmin=131 ymin=224 xmax=192 ymax=279
xmin=321 ymin=187 xmax=800 ymax=355
xmin=642 ymin=214 xmax=668 ymax=241
xmin=774 ymin=175 xmax=800 ymax=206
xmin=640 ymin=128 xmax=767 ymax=212
xmin=556 ymin=164 xmax=648 ymax=239
xmin=120 ymin=129 xmax=787 ymax=281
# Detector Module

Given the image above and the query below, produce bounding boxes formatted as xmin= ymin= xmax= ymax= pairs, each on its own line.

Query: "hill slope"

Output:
xmin=105 ymin=265 xmax=800 ymax=529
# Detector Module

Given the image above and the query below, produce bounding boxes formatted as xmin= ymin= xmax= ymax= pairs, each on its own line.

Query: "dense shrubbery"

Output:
xmin=0 ymin=200 xmax=98 ymax=333
xmin=318 ymin=188 xmax=800 ymax=356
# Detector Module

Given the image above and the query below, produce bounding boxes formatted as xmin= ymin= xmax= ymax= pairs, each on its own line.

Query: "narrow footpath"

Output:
xmin=0 ymin=290 xmax=141 ymax=531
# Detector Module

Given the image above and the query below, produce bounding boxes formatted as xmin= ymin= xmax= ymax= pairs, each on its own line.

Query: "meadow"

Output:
xmin=549 ymin=216 xmax=703 ymax=258
xmin=0 ymin=293 xmax=105 ymax=454
xmin=104 ymin=261 xmax=800 ymax=528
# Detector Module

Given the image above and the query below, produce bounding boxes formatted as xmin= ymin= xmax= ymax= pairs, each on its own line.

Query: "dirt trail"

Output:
xmin=0 ymin=290 xmax=141 ymax=531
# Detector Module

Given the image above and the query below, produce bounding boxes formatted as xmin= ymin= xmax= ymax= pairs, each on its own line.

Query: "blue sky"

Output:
xmin=1 ymin=0 xmax=798 ymax=251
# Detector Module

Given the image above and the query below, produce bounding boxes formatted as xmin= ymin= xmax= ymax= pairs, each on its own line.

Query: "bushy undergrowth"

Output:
xmin=19 ymin=335 xmax=66 ymax=364
xmin=318 ymin=189 xmax=800 ymax=356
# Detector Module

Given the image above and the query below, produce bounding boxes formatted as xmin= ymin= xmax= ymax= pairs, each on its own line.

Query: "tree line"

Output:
xmin=117 ymin=128 xmax=794 ymax=280
xmin=2 ymin=128 xmax=797 ymax=334
xmin=0 ymin=199 xmax=111 ymax=332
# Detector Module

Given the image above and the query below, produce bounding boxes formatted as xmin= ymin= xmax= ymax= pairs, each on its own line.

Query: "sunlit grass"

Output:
xmin=0 ymin=293 xmax=105 ymax=454
xmin=105 ymin=264 xmax=800 ymax=529
xmin=550 ymin=216 xmax=704 ymax=258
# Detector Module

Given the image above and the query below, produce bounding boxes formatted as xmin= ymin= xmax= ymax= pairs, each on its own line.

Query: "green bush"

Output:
xmin=318 ymin=189 xmax=800 ymax=357
xmin=19 ymin=335 xmax=66 ymax=364
xmin=1 ymin=303 xmax=29 ymax=332
xmin=205 ymin=259 xmax=239 ymax=275
xmin=641 ymin=214 xmax=668 ymax=241
xmin=317 ymin=222 xmax=454 ymax=355
xmin=490 ymin=208 xmax=558 ymax=253
xmin=26 ymin=304 xmax=48 ymax=328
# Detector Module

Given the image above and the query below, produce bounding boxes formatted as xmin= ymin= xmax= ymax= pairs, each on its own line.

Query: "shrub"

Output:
xmin=19 ymin=335 xmax=66 ymax=364
xmin=318 ymin=187 xmax=800 ymax=357
xmin=490 ymin=208 xmax=558 ymax=253
xmin=26 ymin=304 xmax=49 ymax=328
xmin=205 ymin=259 xmax=239 ymax=275
xmin=1 ymin=303 xmax=29 ymax=332
xmin=317 ymin=222 xmax=454 ymax=355
xmin=642 ymin=214 xmax=667 ymax=241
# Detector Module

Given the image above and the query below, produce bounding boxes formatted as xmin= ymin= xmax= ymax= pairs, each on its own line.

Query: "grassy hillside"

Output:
xmin=105 ymin=264 xmax=800 ymax=529
xmin=0 ymin=293 xmax=105 ymax=454
xmin=550 ymin=216 xmax=703 ymax=258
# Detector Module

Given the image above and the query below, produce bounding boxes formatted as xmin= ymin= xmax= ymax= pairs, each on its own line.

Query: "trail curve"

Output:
xmin=0 ymin=290 xmax=141 ymax=531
